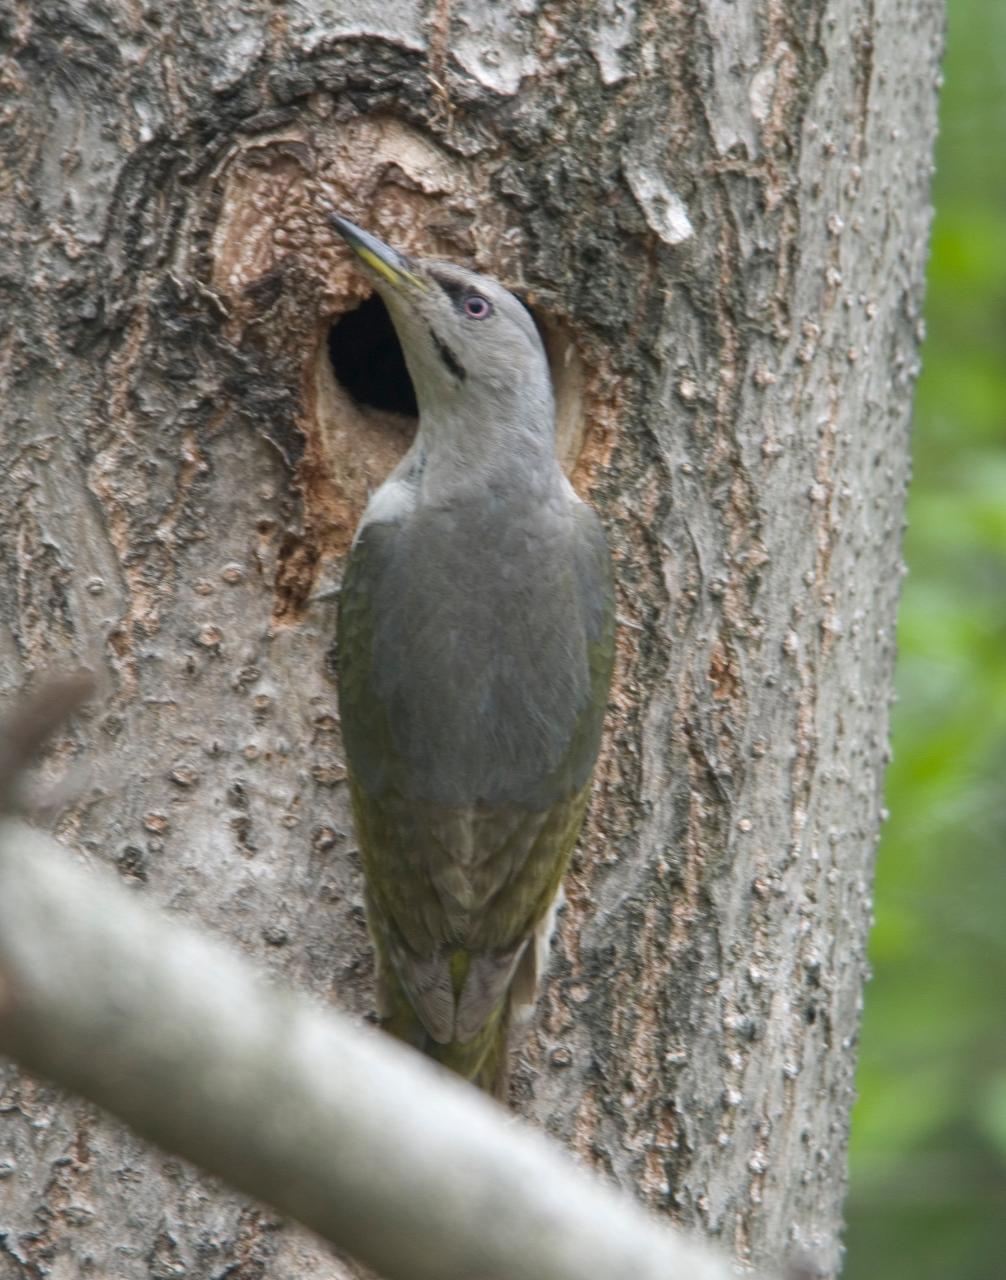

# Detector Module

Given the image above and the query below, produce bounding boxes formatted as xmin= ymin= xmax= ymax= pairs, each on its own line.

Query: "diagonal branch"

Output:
xmin=0 ymin=815 xmax=769 ymax=1280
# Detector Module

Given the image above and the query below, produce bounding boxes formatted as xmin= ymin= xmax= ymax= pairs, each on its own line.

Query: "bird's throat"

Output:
xmin=414 ymin=403 xmax=560 ymax=505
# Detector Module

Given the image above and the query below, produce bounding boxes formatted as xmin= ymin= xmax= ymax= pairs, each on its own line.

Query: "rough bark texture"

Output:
xmin=0 ymin=2 xmax=940 ymax=1278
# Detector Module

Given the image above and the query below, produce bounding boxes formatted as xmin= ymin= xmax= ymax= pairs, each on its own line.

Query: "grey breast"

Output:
xmin=368 ymin=491 xmax=595 ymax=811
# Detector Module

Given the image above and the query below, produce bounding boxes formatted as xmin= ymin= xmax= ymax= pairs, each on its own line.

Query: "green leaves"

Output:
xmin=845 ymin=2 xmax=1006 ymax=1274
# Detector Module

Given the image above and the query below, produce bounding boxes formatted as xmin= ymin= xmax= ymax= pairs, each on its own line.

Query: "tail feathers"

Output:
xmin=433 ymin=1000 xmax=511 ymax=1097
xmin=370 ymin=889 xmax=564 ymax=1098
xmin=377 ymin=954 xmax=513 ymax=1097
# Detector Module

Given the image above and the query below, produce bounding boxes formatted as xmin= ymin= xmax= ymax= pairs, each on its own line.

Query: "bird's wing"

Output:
xmin=334 ymin=519 xmax=401 ymax=802
xmin=453 ymin=502 xmax=616 ymax=1033
xmin=348 ymin=776 xmax=583 ymax=1044
xmin=338 ymin=518 xmax=460 ymax=1042
xmin=337 ymin=506 xmax=614 ymax=1045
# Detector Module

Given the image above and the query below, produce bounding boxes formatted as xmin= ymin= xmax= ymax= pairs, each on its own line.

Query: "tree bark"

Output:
xmin=0 ymin=3 xmax=940 ymax=1278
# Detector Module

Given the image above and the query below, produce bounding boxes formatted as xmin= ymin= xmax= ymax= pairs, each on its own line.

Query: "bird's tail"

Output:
xmin=376 ymin=952 xmax=514 ymax=1098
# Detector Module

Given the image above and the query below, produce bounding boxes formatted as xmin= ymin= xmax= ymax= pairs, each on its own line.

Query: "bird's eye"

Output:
xmin=463 ymin=294 xmax=492 ymax=320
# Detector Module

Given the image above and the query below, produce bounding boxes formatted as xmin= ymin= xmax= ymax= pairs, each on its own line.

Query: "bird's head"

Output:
xmin=329 ymin=213 xmax=552 ymax=424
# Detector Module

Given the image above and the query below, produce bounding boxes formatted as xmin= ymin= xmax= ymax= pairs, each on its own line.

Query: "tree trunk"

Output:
xmin=0 ymin=3 xmax=940 ymax=1277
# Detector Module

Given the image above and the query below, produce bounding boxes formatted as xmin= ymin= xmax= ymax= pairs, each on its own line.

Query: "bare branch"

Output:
xmin=0 ymin=815 xmax=766 ymax=1280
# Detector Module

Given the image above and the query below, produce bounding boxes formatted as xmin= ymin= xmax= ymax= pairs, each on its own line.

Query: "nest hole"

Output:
xmin=325 ymin=290 xmax=586 ymax=475
xmin=327 ymin=293 xmax=417 ymax=418
xmin=291 ymin=286 xmax=597 ymax=618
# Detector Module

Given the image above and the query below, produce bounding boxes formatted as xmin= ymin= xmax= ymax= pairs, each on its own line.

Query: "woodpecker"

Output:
xmin=329 ymin=213 xmax=614 ymax=1093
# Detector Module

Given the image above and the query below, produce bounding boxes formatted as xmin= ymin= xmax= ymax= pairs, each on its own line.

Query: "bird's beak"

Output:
xmin=328 ymin=213 xmax=428 ymax=294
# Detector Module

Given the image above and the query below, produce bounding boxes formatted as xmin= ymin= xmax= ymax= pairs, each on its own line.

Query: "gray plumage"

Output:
xmin=330 ymin=215 xmax=614 ymax=1086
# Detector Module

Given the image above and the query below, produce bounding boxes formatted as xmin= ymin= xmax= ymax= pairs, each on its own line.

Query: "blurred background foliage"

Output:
xmin=843 ymin=0 xmax=1006 ymax=1275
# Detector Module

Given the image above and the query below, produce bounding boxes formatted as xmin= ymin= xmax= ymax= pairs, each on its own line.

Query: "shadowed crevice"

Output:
xmin=328 ymin=293 xmax=418 ymax=418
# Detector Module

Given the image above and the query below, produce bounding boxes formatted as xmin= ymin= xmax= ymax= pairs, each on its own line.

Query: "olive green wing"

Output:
xmin=439 ymin=503 xmax=614 ymax=1043
xmin=338 ymin=520 xmax=462 ymax=1041
xmin=451 ymin=501 xmax=616 ymax=1035
xmin=336 ymin=507 xmax=614 ymax=1054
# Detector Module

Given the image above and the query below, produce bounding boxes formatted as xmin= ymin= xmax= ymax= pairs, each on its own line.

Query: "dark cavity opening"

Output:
xmin=327 ymin=293 xmax=417 ymax=418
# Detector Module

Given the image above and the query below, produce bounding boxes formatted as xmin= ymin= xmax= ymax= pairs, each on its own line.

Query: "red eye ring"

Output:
xmin=463 ymin=294 xmax=492 ymax=319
